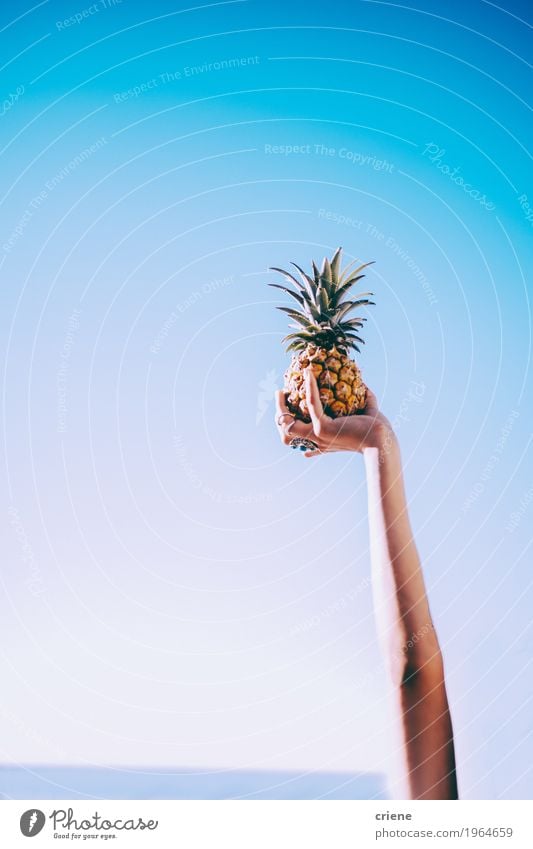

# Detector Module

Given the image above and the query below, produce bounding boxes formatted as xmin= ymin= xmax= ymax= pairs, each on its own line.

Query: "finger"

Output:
xmin=303 ymin=446 xmax=334 ymax=457
xmin=304 ymin=368 xmax=327 ymax=434
xmin=274 ymin=390 xmax=296 ymax=434
xmin=274 ymin=389 xmax=316 ymax=444
xmin=275 ymin=390 xmax=289 ymax=417
xmin=311 ymin=449 xmax=351 ymax=459
xmin=287 ymin=421 xmax=316 ymax=439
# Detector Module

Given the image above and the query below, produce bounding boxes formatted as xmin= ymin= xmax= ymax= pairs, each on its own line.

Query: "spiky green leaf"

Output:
xmin=342 ymin=318 xmax=365 ymax=329
xmin=334 ymin=301 xmax=362 ymax=322
xmin=338 ymin=260 xmax=375 ymax=286
xmin=330 ymin=246 xmax=342 ymax=279
xmin=334 ymin=276 xmax=367 ymax=304
xmin=276 ymin=307 xmax=313 ymax=327
xmin=268 ymin=284 xmax=304 ymax=306
xmin=282 ymin=329 xmax=317 ymax=343
xmin=342 ymin=332 xmax=365 ymax=344
xmin=269 ymin=267 xmax=305 ymax=290
xmin=286 ymin=340 xmax=304 ymax=352
xmin=317 ymin=285 xmax=329 ymax=314
xmin=288 ymin=263 xmax=315 ymax=294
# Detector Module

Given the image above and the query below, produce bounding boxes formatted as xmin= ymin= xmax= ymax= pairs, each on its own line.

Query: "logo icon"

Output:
xmin=256 ymin=369 xmax=278 ymax=425
xmin=20 ymin=809 xmax=45 ymax=837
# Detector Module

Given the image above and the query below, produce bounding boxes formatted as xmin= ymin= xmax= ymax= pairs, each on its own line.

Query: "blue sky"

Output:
xmin=1 ymin=0 xmax=532 ymax=799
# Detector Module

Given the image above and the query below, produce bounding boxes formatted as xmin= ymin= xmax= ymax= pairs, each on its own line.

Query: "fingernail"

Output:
xmin=299 ymin=445 xmax=306 ymax=451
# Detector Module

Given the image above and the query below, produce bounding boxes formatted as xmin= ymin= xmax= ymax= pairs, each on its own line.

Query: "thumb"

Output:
xmin=304 ymin=368 xmax=326 ymax=433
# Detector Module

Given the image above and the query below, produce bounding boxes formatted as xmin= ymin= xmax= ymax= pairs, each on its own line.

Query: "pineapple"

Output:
xmin=270 ymin=247 xmax=375 ymax=423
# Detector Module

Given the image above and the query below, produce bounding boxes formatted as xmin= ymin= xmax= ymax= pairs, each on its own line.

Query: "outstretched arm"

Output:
xmin=275 ymin=371 xmax=458 ymax=800
xmin=363 ymin=428 xmax=458 ymax=800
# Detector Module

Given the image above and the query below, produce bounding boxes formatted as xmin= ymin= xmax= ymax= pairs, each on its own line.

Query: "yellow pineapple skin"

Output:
xmin=284 ymin=343 xmax=367 ymax=423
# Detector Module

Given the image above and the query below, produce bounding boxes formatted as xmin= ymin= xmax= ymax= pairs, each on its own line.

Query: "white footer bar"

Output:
xmin=1 ymin=800 xmax=531 ymax=847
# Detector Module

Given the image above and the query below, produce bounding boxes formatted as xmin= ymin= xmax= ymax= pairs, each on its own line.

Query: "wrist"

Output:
xmin=364 ymin=420 xmax=396 ymax=453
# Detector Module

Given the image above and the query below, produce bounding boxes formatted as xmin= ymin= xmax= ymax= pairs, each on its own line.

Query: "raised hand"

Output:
xmin=275 ymin=368 xmax=392 ymax=457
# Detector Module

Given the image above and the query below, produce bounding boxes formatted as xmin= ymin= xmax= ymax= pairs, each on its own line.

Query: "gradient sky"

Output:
xmin=1 ymin=0 xmax=532 ymax=799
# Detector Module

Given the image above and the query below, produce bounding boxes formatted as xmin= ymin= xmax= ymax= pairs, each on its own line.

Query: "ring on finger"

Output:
xmin=289 ymin=437 xmax=320 ymax=452
xmin=277 ymin=413 xmax=295 ymax=427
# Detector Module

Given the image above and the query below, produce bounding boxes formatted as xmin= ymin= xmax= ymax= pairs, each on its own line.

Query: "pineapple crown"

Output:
xmin=269 ymin=246 xmax=375 ymax=354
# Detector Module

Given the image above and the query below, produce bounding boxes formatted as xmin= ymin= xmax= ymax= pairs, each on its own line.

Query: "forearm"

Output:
xmin=363 ymin=429 xmax=440 ymax=681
